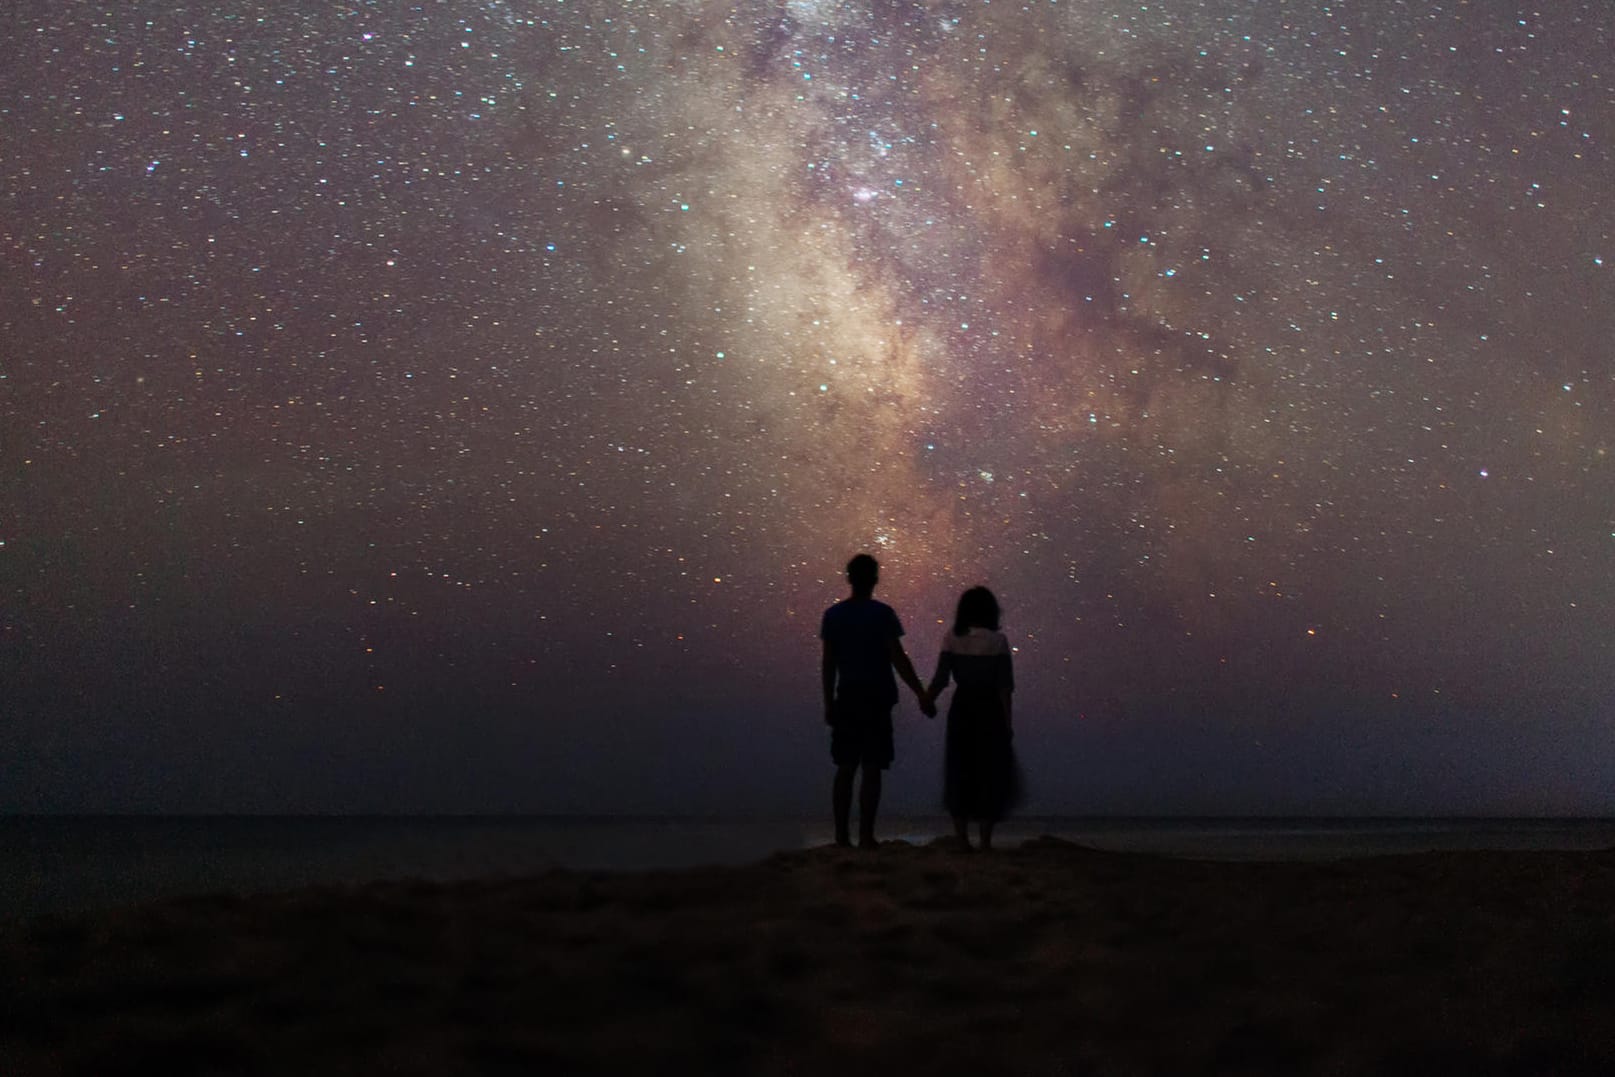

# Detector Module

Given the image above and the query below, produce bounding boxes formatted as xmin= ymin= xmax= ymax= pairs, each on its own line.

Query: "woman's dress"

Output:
xmin=930 ymin=627 xmax=1020 ymax=821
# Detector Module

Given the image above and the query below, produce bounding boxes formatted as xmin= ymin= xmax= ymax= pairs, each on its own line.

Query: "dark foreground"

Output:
xmin=4 ymin=838 xmax=1614 ymax=1075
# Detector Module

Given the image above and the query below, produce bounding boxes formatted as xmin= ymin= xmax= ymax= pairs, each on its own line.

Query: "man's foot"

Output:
xmin=834 ymin=833 xmax=852 ymax=848
xmin=858 ymin=836 xmax=879 ymax=850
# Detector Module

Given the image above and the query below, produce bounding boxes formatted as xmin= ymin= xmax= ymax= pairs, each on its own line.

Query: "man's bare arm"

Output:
xmin=822 ymin=640 xmax=837 ymax=723
xmin=888 ymin=638 xmax=928 ymax=701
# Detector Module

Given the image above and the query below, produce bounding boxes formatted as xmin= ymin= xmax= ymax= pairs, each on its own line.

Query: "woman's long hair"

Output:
xmin=952 ymin=586 xmax=1001 ymax=637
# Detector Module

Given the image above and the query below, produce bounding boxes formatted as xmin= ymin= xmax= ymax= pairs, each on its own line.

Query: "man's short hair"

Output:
xmin=846 ymin=553 xmax=879 ymax=592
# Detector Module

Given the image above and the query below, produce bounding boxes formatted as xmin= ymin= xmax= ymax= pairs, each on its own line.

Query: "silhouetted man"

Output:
xmin=821 ymin=553 xmax=935 ymax=848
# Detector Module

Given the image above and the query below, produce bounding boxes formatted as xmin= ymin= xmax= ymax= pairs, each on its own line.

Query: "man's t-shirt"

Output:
xmin=820 ymin=597 xmax=904 ymax=707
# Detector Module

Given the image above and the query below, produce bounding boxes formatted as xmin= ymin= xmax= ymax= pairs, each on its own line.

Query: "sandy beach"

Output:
xmin=4 ymin=836 xmax=1614 ymax=1075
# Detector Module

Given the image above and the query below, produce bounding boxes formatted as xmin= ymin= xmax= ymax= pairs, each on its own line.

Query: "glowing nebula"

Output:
xmin=2 ymin=1 xmax=1611 ymax=812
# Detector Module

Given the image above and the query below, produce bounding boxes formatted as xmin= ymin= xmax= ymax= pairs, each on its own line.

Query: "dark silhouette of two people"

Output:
xmin=821 ymin=553 xmax=1018 ymax=850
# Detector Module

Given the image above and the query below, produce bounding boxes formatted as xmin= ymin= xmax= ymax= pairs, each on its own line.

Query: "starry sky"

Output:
xmin=3 ymin=0 xmax=1611 ymax=816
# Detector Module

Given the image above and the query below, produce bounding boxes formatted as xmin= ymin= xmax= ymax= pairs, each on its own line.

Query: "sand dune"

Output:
xmin=4 ymin=837 xmax=1614 ymax=1075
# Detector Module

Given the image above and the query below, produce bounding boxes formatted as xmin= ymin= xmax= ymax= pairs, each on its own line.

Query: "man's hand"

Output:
xmin=824 ymin=702 xmax=837 ymax=726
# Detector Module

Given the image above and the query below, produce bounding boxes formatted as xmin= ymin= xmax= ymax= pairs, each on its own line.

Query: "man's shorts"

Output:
xmin=830 ymin=699 xmax=895 ymax=770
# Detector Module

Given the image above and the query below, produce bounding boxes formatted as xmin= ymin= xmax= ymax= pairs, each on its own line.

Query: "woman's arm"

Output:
xmin=926 ymin=649 xmax=953 ymax=701
xmin=997 ymin=646 xmax=1014 ymax=735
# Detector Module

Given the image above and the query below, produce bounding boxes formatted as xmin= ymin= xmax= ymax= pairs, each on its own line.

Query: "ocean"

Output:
xmin=3 ymin=815 xmax=1613 ymax=921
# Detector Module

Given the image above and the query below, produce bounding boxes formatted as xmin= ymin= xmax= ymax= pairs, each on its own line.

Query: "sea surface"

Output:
xmin=3 ymin=815 xmax=1613 ymax=921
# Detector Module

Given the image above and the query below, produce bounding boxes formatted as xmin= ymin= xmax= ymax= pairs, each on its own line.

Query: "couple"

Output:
xmin=820 ymin=553 xmax=1018 ymax=851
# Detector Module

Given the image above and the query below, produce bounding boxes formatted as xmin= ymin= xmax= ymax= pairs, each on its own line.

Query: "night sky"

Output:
xmin=3 ymin=1 xmax=1611 ymax=816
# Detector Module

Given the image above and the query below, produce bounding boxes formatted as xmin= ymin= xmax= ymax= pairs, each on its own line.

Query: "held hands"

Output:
xmin=828 ymin=694 xmax=937 ymax=719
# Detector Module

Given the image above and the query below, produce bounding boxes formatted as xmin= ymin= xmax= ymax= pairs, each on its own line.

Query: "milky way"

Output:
xmin=3 ymin=1 xmax=1612 ymax=813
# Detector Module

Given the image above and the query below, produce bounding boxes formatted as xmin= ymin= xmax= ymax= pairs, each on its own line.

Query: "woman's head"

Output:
xmin=952 ymin=586 xmax=1001 ymax=636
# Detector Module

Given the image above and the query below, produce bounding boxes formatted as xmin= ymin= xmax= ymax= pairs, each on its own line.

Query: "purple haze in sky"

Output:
xmin=2 ymin=1 xmax=1611 ymax=814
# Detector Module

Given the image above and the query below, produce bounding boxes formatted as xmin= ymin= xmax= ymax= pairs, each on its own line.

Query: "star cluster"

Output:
xmin=2 ymin=1 xmax=1611 ymax=813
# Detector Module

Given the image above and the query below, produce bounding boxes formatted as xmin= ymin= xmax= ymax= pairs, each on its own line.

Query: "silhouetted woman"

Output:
xmin=926 ymin=587 xmax=1019 ymax=849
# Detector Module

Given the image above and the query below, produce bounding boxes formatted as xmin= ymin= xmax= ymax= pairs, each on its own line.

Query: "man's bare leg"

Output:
xmin=858 ymin=766 xmax=882 ymax=848
xmin=833 ymin=764 xmax=857 ymax=846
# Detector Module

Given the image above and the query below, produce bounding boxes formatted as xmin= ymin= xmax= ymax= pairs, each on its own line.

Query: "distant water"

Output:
xmin=3 ymin=815 xmax=1613 ymax=921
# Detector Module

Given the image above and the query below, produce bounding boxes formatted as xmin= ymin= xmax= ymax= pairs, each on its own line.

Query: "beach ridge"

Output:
xmin=4 ymin=837 xmax=1614 ymax=1075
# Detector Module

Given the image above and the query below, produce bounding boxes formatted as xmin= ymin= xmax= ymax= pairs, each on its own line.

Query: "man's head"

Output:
xmin=846 ymin=553 xmax=879 ymax=597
